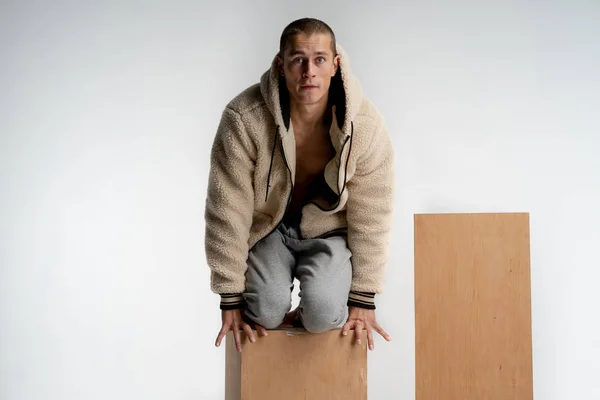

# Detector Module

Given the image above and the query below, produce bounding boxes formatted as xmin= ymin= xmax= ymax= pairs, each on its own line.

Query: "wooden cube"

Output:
xmin=225 ymin=328 xmax=367 ymax=400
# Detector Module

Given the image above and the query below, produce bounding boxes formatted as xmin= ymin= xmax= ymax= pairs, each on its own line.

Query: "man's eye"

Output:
xmin=293 ymin=58 xmax=303 ymax=64
xmin=316 ymin=57 xmax=325 ymax=63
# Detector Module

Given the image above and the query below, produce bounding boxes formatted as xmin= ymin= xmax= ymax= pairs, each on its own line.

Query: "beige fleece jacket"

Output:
xmin=205 ymin=44 xmax=394 ymax=301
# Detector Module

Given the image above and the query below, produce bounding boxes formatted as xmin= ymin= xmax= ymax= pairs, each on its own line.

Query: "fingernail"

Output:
xmin=369 ymin=344 xmax=374 ymax=350
xmin=342 ymin=331 xmax=347 ymax=336
xmin=250 ymin=338 xmax=255 ymax=343
xmin=356 ymin=340 xmax=361 ymax=345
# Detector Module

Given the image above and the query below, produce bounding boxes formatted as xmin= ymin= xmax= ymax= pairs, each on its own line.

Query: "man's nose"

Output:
xmin=303 ymin=61 xmax=315 ymax=77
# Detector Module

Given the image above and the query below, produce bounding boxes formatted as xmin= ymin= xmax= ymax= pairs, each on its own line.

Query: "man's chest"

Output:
xmin=294 ymin=135 xmax=335 ymax=183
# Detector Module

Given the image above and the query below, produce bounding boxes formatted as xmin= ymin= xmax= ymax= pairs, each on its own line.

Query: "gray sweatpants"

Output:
xmin=243 ymin=219 xmax=352 ymax=333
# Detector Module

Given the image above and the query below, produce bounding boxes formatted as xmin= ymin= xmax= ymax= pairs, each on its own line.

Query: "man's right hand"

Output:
xmin=215 ymin=309 xmax=268 ymax=352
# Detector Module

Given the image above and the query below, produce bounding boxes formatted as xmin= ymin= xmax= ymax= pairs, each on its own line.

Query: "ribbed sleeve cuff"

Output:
xmin=220 ymin=293 xmax=245 ymax=310
xmin=347 ymin=291 xmax=376 ymax=310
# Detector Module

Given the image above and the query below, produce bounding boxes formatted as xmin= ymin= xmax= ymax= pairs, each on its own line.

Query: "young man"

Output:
xmin=206 ymin=18 xmax=394 ymax=352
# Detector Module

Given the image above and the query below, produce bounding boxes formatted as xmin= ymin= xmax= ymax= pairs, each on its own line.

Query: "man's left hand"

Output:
xmin=342 ymin=307 xmax=391 ymax=351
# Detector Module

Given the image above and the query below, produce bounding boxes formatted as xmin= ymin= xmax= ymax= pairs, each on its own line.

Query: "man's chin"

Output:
xmin=292 ymin=93 xmax=324 ymax=105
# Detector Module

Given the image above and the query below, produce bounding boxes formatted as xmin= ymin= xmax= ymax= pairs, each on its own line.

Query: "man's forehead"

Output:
xmin=285 ymin=33 xmax=333 ymax=55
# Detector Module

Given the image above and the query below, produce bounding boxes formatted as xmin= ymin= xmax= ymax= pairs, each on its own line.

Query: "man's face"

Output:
xmin=278 ymin=33 xmax=339 ymax=107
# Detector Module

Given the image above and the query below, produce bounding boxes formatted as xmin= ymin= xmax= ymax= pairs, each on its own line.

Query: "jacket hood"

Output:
xmin=259 ymin=43 xmax=363 ymax=136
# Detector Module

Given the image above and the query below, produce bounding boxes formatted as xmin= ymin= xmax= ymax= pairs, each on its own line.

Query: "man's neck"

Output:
xmin=290 ymin=97 xmax=330 ymax=134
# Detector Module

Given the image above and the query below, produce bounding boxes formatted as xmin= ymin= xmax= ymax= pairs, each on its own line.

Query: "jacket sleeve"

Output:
xmin=345 ymin=117 xmax=395 ymax=308
xmin=205 ymin=107 xmax=255 ymax=308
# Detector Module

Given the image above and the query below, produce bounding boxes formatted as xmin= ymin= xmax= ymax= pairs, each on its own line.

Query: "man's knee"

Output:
xmin=299 ymin=290 xmax=347 ymax=333
xmin=244 ymin=290 xmax=290 ymax=329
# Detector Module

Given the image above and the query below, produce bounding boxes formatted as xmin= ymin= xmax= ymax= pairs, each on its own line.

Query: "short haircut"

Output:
xmin=279 ymin=18 xmax=337 ymax=58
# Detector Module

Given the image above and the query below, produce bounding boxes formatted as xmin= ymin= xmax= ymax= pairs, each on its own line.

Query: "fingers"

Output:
xmin=367 ymin=327 xmax=375 ymax=351
xmin=215 ymin=325 xmax=228 ymax=347
xmin=217 ymin=311 xmax=271 ymax=352
xmin=342 ymin=320 xmax=353 ymax=336
xmin=242 ymin=323 xmax=256 ymax=343
xmin=233 ymin=323 xmax=242 ymax=352
xmin=374 ymin=323 xmax=392 ymax=342
xmin=256 ymin=325 xmax=268 ymax=337
xmin=354 ymin=322 xmax=364 ymax=345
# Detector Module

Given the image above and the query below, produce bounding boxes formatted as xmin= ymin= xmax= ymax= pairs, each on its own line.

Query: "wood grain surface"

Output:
xmin=226 ymin=328 xmax=367 ymax=400
xmin=415 ymin=213 xmax=533 ymax=400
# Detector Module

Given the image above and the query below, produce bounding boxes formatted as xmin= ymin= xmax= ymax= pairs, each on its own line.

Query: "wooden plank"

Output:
xmin=225 ymin=333 xmax=241 ymax=400
xmin=414 ymin=213 xmax=533 ymax=400
xmin=225 ymin=329 xmax=367 ymax=399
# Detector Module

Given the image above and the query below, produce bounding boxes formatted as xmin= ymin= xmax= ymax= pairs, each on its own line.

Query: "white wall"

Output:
xmin=1 ymin=1 xmax=599 ymax=399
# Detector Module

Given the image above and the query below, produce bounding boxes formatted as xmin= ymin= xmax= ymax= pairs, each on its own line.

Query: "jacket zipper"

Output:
xmin=252 ymin=127 xmax=294 ymax=248
xmin=308 ymin=123 xmax=353 ymax=212
xmin=308 ymin=122 xmax=355 ymax=239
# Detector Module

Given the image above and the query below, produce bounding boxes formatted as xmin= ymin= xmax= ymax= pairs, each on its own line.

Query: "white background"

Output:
xmin=1 ymin=1 xmax=599 ymax=399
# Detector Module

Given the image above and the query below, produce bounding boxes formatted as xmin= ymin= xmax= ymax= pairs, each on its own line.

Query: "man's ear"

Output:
xmin=276 ymin=54 xmax=285 ymax=76
xmin=332 ymin=55 xmax=340 ymax=76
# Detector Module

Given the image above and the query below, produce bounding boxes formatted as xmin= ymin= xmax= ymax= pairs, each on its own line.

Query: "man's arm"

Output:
xmin=205 ymin=107 xmax=255 ymax=309
xmin=345 ymin=117 xmax=395 ymax=304
xmin=343 ymin=116 xmax=394 ymax=350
